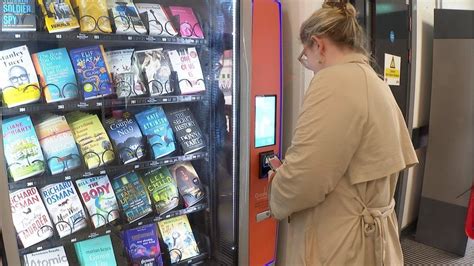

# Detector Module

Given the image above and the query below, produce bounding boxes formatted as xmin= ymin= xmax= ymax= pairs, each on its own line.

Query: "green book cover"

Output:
xmin=74 ymin=235 xmax=117 ymax=266
xmin=142 ymin=166 xmax=179 ymax=215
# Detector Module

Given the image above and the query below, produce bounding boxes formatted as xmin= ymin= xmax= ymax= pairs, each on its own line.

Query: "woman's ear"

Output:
xmin=311 ymin=36 xmax=325 ymax=55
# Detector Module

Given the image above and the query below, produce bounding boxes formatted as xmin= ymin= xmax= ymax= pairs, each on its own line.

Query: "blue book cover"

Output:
xmin=32 ymin=48 xmax=79 ymax=103
xmin=123 ymin=224 xmax=163 ymax=266
xmin=1 ymin=0 xmax=36 ymax=31
xmin=69 ymin=45 xmax=113 ymax=100
xmin=135 ymin=107 xmax=176 ymax=159
xmin=111 ymin=171 xmax=152 ymax=223
xmin=74 ymin=235 xmax=117 ymax=266
xmin=2 ymin=115 xmax=45 ymax=181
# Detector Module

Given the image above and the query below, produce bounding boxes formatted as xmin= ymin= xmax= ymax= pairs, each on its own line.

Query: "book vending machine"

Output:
xmin=0 ymin=0 xmax=283 ymax=265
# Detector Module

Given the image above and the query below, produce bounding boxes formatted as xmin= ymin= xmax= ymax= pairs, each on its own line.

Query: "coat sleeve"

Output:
xmin=269 ymin=67 xmax=367 ymax=220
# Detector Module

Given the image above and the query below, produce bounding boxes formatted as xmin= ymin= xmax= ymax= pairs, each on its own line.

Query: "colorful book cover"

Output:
xmin=166 ymin=107 xmax=206 ymax=155
xmin=133 ymin=48 xmax=174 ymax=96
xmin=142 ymin=166 xmax=179 ymax=215
xmin=169 ymin=162 xmax=204 ymax=207
xmin=111 ymin=171 xmax=152 ymax=223
xmin=0 ymin=45 xmax=41 ymax=107
xmin=167 ymin=48 xmax=205 ymax=94
xmin=104 ymin=111 xmax=145 ymax=164
xmin=135 ymin=3 xmax=177 ymax=37
xmin=168 ymin=6 xmax=203 ymax=39
xmin=40 ymin=181 xmax=88 ymax=238
xmin=38 ymin=0 xmax=79 ymax=33
xmin=66 ymin=112 xmax=115 ymax=169
xmin=69 ymin=45 xmax=113 ymax=100
xmin=32 ymin=48 xmax=79 ymax=103
xmin=74 ymin=235 xmax=117 ymax=266
xmin=112 ymin=2 xmax=146 ymax=35
xmin=1 ymin=0 xmax=36 ymax=31
xmin=35 ymin=115 xmax=81 ymax=175
xmin=23 ymin=246 xmax=69 ymax=266
xmin=218 ymin=50 xmax=233 ymax=105
xmin=76 ymin=175 xmax=119 ymax=228
xmin=123 ymin=223 xmax=163 ymax=266
xmin=135 ymin=106 xmax=176 ymax=159
xmin=9 ymin=187 xmax=54 ymax=248
xmin=76 ymin=0 xmax=111 ymax=33
xmin=2 ymin=115 xmax=45 ymax=181
xmin=157 ymin=215 xmax=199 ymax=263
xmin=105 ymin=49 xmax=145 ymax=98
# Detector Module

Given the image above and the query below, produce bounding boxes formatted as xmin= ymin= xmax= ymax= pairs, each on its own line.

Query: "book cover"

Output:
xmin=32 ymin=48 xmax=79 ymax=103
xmin=123 ymin=223 xmax=163 ymax=266
xmin=74 ymin=235 xmax=117 ymax=266
xmin=104 ymin=111 xmax=145 ymax=164
xmin=0 ymin=45 xmax=41 ymax=107
xmin=167 ymin=48 xmax=205 ymax=94
xmin=23 ymin=246 xmax=69 ymax=266
xmin=218 ymin=50 xmax=233 ymax=105
xmin=105 ymin=49 xmax=145 ymax=98
xmin=9 ymin=187 xmax=54 ymax=248
xmin=40 ymin=181 xmax=88 ymax=238
xmin=135 ymin=106 xmax=176 ymax=159
xmin=35 ymin=115 xmax=81 ymax=175
xmin=169 ymin=162 xmax=204 ymax=207
xmin=38 ymin=0 xmax=79 ymax=33
xmin=76 ymin=0 xmax=111 ymax=33
xmin=111 ymin=171 xmax=152 ymax=223
xmin=142 ymin=166 xmax=179 ymax=215
xmin=166 ymin=107 xmax=205 ymax=155
xmin=1 ymin=0 xmax=36 ymax=31
xmin=135 ymin=3 xmax=177 ymax=37
xmin=69 ymin=45 xmax=113 ymax=100
xmin=76 ymin=175 xmax=119 ymax=228
xmin=157 ymin=215 xmax=199 ymax=263
xmin=66 ymin=112 xmax=115 ymax=169
xmin=112 ymin=2 xmax=146 ymax=35
xmin=133 ymin=48 xmax=174 ymax=96
xmin=168 ymin=6 xmax=203 ymax=39
xmin=2 ymin=115 xmax=45 ymax=181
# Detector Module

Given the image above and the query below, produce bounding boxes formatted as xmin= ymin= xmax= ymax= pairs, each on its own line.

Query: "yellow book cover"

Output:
xmin=38 ymin=0 xmax=80 ymax=33
xmin=77 ymin=0 xmax=111 ymax=33
xmin=158 ymin=215 xmax=199 ymax=263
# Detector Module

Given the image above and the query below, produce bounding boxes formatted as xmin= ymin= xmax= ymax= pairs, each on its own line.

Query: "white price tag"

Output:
xmin=56 ymin=34 xmax=62 ymax=39
xmin=94 ymin=35 xmax=100 ymax=40
xmin=58 ymin=105 xmax=64 ymax=110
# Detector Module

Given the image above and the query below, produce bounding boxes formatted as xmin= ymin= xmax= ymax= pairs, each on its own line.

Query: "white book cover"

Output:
xmin=106 ymin=49 xmax=145 ymax=98
xmin=167 ymin=47 xmax=206 ymax=94
xmin=9 ymin=187 xmax=54 ymax=248
xmin=76 ymin=175 xmax=120 ymax=228
xmin=40 ymin=181 xmax=88 ymax=238
xmin=23 ymin=246 xmax=69 ymax=266
xmin=134 ymin=48 xmax=174 ymax=96
xmin=135 ymin=3 xmax=177 ymax=37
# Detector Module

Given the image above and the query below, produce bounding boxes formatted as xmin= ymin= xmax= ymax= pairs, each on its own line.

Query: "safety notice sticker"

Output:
xmin=384 ymin=53 xmax=401 ymax=86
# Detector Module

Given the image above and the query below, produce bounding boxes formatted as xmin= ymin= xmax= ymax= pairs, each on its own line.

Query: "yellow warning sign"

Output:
xmin=384 ymin=53 xmax=401 ymax=86
xmin=390 ymin=56 xmax=396 ymax=68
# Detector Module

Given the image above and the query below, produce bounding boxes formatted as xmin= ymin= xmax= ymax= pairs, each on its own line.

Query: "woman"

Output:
xmin=268 ymin=1 xmax=418 ymax=265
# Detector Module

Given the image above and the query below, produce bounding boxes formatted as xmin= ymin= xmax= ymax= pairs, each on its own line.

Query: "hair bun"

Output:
xmin=343 ymin=3 xmax=357 ymax=18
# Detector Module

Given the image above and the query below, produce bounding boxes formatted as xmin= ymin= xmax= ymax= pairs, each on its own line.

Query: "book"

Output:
xmin=9 ymin=187 xmax=54 ymax=248
xmin=167 ymin=48 xmax=206 ymax=94
xmin=0 ymin=45 xmax=41 ymax=107
xmin=40 ymin=181 xmax=88 ymax=238
xmin=2 ymin=115 xmax=45 ymax=181
xmin=112 ymin=2 xmax=146 ymax=35
xmin=111 ymin=171 xmax=152 ymax=223
xmin=169 ymin=162 xmax=204 ymax=207
xmin=133 ymin=48 xmax=174 ymax=96
xmin=35 ymin=114 xmax=81 ymax=175
xmin=135 ymin=3 xmax=177 ymax=37
xmin=123 ymin=223 xmax=163 ymax=266
xmin=218 ymin=50 xmax=233 ymax=105
xmin=76 ymin=175 xmax=119 ymax=228
xmin=1 ymin=0 xmax=36 ymax=31
xmin=66 ymin=112 xmax=115 ymax=169
xmin=135 ymin=107 xmax=176 ymax=159
xmin=166 ymin=107 xmax=206 ymax=154
xmin=168 ymin=6 xmax=203 ymax=39
xmin=157 ymin=215 xmax=199 ymax=263
xmin=74 ymin=235 xmax=117 ymax=266
xmin=105 ymin=49 xmax=146 ymax=98
xmin=69 ymin=45 xmax=113 ymax=100
xmin=104 ymin=111 xmax=145 ymax=164
xmin=76 ymin=0 xmax=111 ymax=33
xmin=32 ymin=48 xmax=79 ymax=103
xmin=38 ymin=0 xmax=79 ymax=33
xmin=23 ymin=246 xmax=69 ymax=266
xmin=142 ymin=166 xmax=179 ymax=215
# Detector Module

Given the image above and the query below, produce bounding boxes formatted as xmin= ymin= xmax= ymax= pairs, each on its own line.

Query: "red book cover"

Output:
xmin=465 ymin=185 xmax=474 ymax=239
xmin=168 ymin=6 xmax=204 ymax=39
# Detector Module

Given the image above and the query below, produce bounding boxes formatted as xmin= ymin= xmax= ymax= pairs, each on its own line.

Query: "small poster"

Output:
xmin=384 ymin=53 xmax=401 ymax=86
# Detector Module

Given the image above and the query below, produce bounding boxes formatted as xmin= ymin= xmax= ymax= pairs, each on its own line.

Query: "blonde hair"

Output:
xmin=299 ymin=1 xmax=370 ymax=57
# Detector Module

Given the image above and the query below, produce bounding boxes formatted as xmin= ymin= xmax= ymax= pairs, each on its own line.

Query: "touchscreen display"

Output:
xmin=255 ymin=95 xmax=276 ymax=148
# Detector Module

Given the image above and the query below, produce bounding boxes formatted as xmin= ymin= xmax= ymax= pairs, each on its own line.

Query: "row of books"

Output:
xmin=10 ymin=162 xmax=205 ymax=250
xmin=23 ymin=215 xmax=200 ymax=265
xmin=3 ymin=106 xmax=205 ymax=181
xmin=0 ymin=45 xmax=205 ymax=108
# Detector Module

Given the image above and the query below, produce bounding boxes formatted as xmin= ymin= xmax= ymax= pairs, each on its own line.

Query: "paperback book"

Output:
xmin=142 ymin=166 xmax=179 ymax=215
xmin=2 ymin=115 xmax=45 ymax=181
xmin=167 ymin=48 xmax=205 ymax=94
xmin=166 ymin=107 xmax=206 ymax=154
xmin=23 ymin=246 xmax=69 ymax=266
xmin=1 ymin=0 xmax=36 ymax=31
xmin=123 ymin=223 xmax=163 ymax=266
xmin=74 ymin=235 xmax=117 ymax=266
xmin=135 ymin=3 xmax=177 ymax=37
xmin=76 ymin=0 xmax=111 ymax=33
xmin=218 ymin=50 xmax=233 ymax=105
xmin=168 ymin=6 xmax=203 ymax=39
xmin=169 ymin=162 xmax=204 ymax=207
xmin=133 ymin=48 xmax=173 ymax=96
xmin=9 ymin=187 xmax=54 ymax=248
xmin=112 ymin=2 xmax=147 ymax=35
xmin=158 ymin=215 xmax=199 ymax=263
xmin=105 ymin=49 xmax=145 ymax=98
xmin=38 ymin=0 xmax=79 ymax=33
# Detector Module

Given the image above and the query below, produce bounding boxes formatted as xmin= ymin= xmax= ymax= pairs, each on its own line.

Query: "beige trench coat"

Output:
xmin=269 ymin=53 xmax=418 ymax=266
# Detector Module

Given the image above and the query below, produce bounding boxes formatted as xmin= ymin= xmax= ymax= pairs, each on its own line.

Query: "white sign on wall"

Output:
xmin=384 ymin=53 xmax=401 ymax=86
